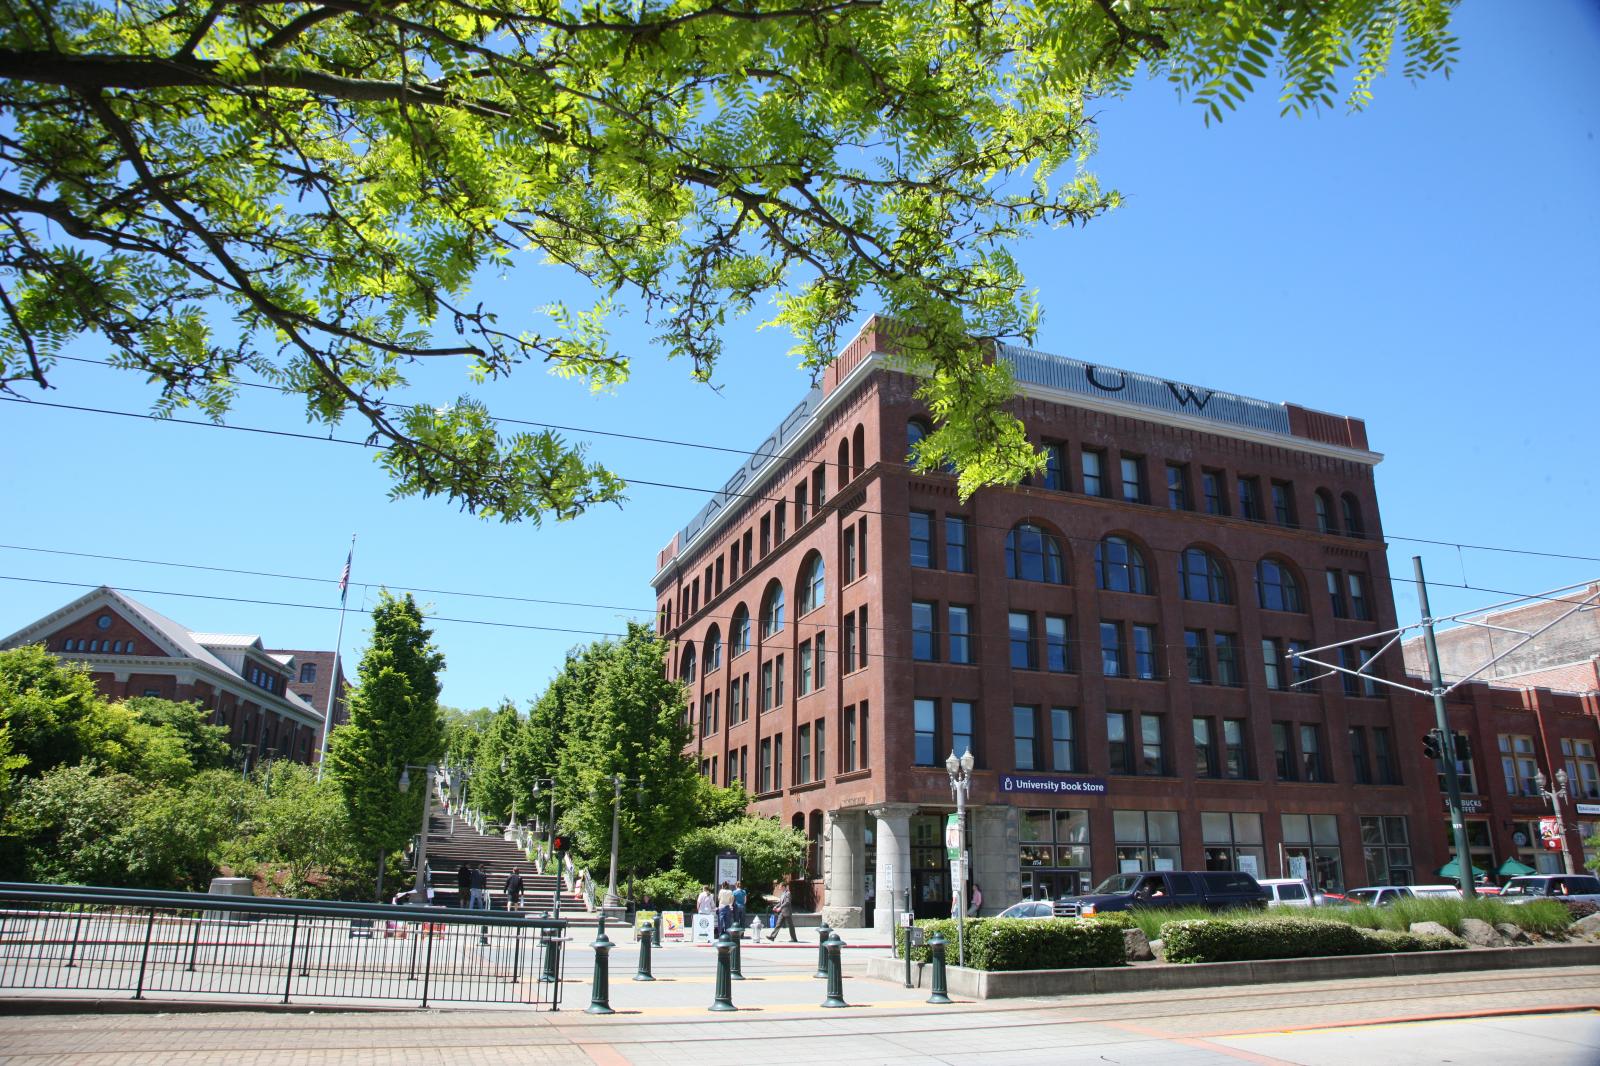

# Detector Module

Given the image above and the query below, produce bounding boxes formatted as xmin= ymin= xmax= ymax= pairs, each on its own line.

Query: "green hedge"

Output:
xmin=1163 ymin=917 xmax=1461 ymax=963
xmin=896 ymin=917 xmax=1123 ymax=971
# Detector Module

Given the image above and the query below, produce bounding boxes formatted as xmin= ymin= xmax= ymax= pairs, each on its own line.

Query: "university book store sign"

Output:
xmin=999 ymin=773 xmax=1108 ymax=797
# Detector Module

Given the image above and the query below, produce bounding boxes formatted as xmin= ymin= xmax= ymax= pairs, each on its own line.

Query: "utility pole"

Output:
xmin=1414 ymin=556 xmax=1477 ymax=899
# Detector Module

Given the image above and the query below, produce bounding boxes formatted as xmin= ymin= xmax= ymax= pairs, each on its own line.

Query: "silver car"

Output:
xmin=994 ymin=900 xmax=1056 ymax=920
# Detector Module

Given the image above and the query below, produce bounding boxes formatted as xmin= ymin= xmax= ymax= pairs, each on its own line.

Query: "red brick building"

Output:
xmin=2 ymin=586 xmax=337 ymax=767
xmin=653 ymin=320 xmax=1600 ymax=924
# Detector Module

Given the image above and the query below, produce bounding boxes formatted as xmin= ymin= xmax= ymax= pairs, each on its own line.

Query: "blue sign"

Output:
xmin=999 ymin=773 xmax=1107 ymax=797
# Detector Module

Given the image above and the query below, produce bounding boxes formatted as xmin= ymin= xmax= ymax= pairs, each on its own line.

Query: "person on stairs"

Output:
xmin=457 ymin=861 xmax=472 ymax=909
xmin=505 ymin=869 xmax=524 ymax=911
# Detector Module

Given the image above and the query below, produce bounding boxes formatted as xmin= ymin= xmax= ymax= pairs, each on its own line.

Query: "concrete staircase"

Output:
xmin=416 ymin=808 xmax=593 ymax=925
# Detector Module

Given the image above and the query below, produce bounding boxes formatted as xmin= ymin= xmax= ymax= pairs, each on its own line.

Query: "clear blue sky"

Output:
xmin=3 ymin=0 xmax=1597 ymax=711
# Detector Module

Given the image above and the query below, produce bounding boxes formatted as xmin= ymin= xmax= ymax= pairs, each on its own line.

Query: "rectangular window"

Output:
xmin=1010 ymin=611 xmax=1036 ymax=670
xmin=774 ymin=734 xmax=783 ymax=789
xmin=1262 ymin=638 xmax=1284 ymax=691
xmin=914 ymin=699 xmax=938 ymax=766
xmin=759 ymin=738 xmax=773 ymax=792
xmin=700 ymin=694 xmax=714 ymax=737
xmin=1223 ymin=718 xmax=1249 ymax=779
xmin=857 ymin=517 xmax=868 ymax=576
xmin=1349 ymin=727 xmax=1372 ymax=785
xmin=798 ymin=640 xmax=814 ymax=695
xmin=843 ymin=526 xmax=857 ymax=583
xmin=715 ymin=555 xmax=724 ymax=594
xmin=1184 ymin=629 xmax=1210 ymax=684
xmin=1349 ymin=573 xmax=1370 ymax=621
xmin=1287 ymin=640 xmax=1313 ymax=690
xmin=775 ymin=502 xmax=787 ymax=542
xmin=952 ymin=700 xmax=975 ymax=763
xmin=859 ymin=701 xmax=870 ymax=768
xmin=761 ymin=660 xmax=774 ymax=711
xmin=1107 ymin=710 xmax=1132 ymax=774
xmin=1300 ymin=724 xmax=1325 ymax=782
xmin=812 ymin=468 xmax=826 ymax=510
xmin=728 ymin=541 xmax=739 ymax=583
xmin=760 ymin=515 xmax=771 ymax=557
xmin=909 ymin=509 xmax=934 ymax=568
xmin=1237 ymin=476 xmax=1261 ymax=520
xmin=816 ymin=632 xmax=826 ymax=688
xmin=1271 ymin=480 xmax=1295 ymax=526
xmin=1373 ymin=727 xmax=1399 ymax=785
xmin=1140 ymin=714 xmax=1165 ymax=775
xmin=1194 ymin=717 xmax=1217 ymax=778
xmin=743 ymin=530 xmax=753 ymax=572
xmin=1099 ymin=621 xmax=1124 ymax=678
xmin=843 ymin=614 xmax=857 ymax=674
xmin=1563 ymin=738 xmax=1600 ymax=800
xmin=1013 ymin=705 xmax=1040 ymax=770
xmin=1051 ymin=707 xmax=1076 ymax=772
xmin=1132 ymin=624 xmax=1158 ymax=680
xmin=1274 ymin=722 xmax=1296 ymax=781
xmin=797 ymin=723 xmax=811 ymax=783
xmin=945 ymin=515 xmax=972 ymax=572
xmin=857 ymin=606 xmax=869 ymax=670
xmin=949 ymin=605 xmax=973 ymax=664
xmin=1357 ymin=647 xmax=1380 ymax=697
xmin=1499 ymin=734 xmax=1539 ymax=797
xmin=1082 ymin=449 xmax=1105 ymax=497
xmin=911 ymin=601 xmax=937 ymax=661
xmin=1120 ymin=456 xmax=1145 ymax=503
xmin=1045 ymin=614 xmax=1072 ymax=673
xmin=1202 ymin=469 xmax=1226 ymax=515
xmin=844 ymin=705 xmax=858 ymax=772
xmin=814 ymin=719 xmax=825 ymax=782
xmin=774 ymin=653 xmax=785 ymax=705
xmin=1041 ymin=443 xmax=1065 ymax=490
xmin=1166 ymin=463 xmax=1191 ymax=510
xmin=1327 ymin=570 xmax=1349 ymax=618
xmin=794 ymin=483 xmax=808 ymax=526
xmin=1215 ymin=632 xmax=1240 ymax=686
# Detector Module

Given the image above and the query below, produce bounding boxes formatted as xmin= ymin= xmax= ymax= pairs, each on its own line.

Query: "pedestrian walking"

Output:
xmin=732 ymin=880 xmax=747 ymax=933
xmin=696 ymin=884 xmax=715 ymax=917
xmin=456 ymin=861 xmax=471 ymax=909
xmin=505 ymin=869 xmax=524 ymax=911
xmin=968 ymin=881 xmax=983 ymax=917
xmin=471 ymin=864 xmax=490 ymax=910
xmin=767 ymin=880 xmax=797 ymax=942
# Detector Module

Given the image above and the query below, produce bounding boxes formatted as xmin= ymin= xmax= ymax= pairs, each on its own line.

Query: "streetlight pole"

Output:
xmin=604 ymin=774 xmax=623 ymax=909
xmin=399 ymin=763 xmax=437 ymax=906
xmin=1535 ymin=768 xmax=1577 ymax=875
xmin=945 ymin=747 xmax=974 ymax=969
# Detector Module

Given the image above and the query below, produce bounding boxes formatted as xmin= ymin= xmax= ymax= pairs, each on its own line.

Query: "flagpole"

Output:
xmin=316 ymin=533 xmax=356 ymax=780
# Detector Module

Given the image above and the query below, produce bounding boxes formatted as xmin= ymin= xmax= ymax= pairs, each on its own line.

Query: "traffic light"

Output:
xmin=551 ymin=834 xmax=571 ymax=854
xmin=1421 ymin=729 xmax=1443 ymax=761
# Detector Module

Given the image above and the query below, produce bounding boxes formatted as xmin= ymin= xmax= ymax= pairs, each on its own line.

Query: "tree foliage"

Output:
xmin=675 ymin=816 xmax=809 ymax=889
xmin=0 ymin=0 xmax=1457 ymax=518
xmin=325 ymin=591 xmax=445 ymax=889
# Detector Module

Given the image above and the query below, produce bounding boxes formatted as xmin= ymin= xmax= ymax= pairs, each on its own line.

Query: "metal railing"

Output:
xmin=0 ymin=883 xmax=568 ymax=1010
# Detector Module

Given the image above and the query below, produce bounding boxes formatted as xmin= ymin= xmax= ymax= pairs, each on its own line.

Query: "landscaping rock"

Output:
xmin=1571 ymin=913 xmax=1600 ymax=941
xmin=1458 ymin=918 xmax=1507 ymax=948
xmin=1148 ymin=937 xmax=1165 ymax=960
xmin=1409 ymin=921 xmax=1462 ymax=943
xmin=1494 ymin=922 xmax=1532 ymax=945
xmin=1123 ymin=928 xmax=1153 ymax=962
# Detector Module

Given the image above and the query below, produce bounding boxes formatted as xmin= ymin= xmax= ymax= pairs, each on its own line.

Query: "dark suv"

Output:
xmin=1054 ymin=871 xmax=1268 ymax=917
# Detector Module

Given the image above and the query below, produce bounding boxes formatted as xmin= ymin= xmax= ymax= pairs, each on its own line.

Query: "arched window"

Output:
xmin=730 ymin=605 xmax=751 ymax=657
xmin=1256 ymin=558 xmax=1305 ymax=612
xmin=851 ymin=424 xmax=865 ymax=480
xmin=1095 ymin=535 xmax=1150 ymax=594
xmin=906 ymin=418 xmax=930 ymax=461
xmin=1006 ymin=523 xmax=1065 ymax=583
xmin=1178 ymin=548 xmax=1231 ymax=603
xmin=680 ymin=644 xmax=697 ymax=683
xmin=1341 ymin=493 xmax=1365 ymax=538
xmin=798 ymin=553 xmax=826 ymax=615
xmin=761 ymin=581 xmax=786 ymax=638
xmin=837 ymin=439 xmax=851 ymax=485
xmin=704 ymin=625 xmax=722 ymax=672
xmin=1314 ymin=490 xmax=1336 ymax=535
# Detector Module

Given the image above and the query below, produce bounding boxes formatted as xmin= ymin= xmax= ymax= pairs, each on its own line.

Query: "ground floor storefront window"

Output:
xmin=1114 ymin=809 xmax=1180 ymax=872
xmin=1020 ymin=808 xmax=1091 ymax=898
xmin=1509 ymin=819 xmax=1565 ymax=875
xmin=1360 ymin=816 xmax=1413 ymax=885
xmin=1201 ymin=812 xmax=1265 ymax=878
xmin=1281 ymin=813 xmax=1343 ymax=892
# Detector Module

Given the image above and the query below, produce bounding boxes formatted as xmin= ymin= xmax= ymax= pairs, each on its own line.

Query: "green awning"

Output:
xmin=1435 ymin=859 xmax=1487 ymax=879
xmin=1496 ymin=858 xmax=1537 ymax=878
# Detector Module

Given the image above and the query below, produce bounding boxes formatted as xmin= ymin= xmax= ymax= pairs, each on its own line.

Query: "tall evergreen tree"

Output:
xmin=325 ymin=592 xmax=445 ymax=898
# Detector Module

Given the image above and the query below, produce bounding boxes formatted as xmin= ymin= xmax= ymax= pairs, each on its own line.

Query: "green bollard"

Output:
xmin=653 ymin=913 xmax=663 ymax=947
xmin=709 ymin=931 xmax=737 ymax=1011
xmin=586 ymin=916 xmax=615 ymax=1015
xmin=926 ymin=931 xmax=952 ymax=1005
xmin=730 ymin=927 xmax=745 ymax=980
xmin=821 ymin=930 xmax=848 ymax=1008
xmin=540 ymin=928 xmax=561 ymax=984
xmin=635 ymin=921 xmax=655 ymax=981
xmin=813 ymin=920 xmax=832 ymax=978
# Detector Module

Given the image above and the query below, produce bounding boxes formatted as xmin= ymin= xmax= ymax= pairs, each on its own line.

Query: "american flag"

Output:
xmin=339 ymin=548 xmax=352 ymax=605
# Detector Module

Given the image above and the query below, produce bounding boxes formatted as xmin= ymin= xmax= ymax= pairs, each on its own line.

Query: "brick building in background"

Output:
xmin=2 ymin=586 xmax=338 ymax=768
xmin=652 ymin=318 xmax=1591 ymax=928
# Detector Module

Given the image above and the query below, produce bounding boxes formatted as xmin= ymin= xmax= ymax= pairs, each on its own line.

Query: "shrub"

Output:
xmin=1162 ymin=917 xmax=1469 ymax=963
xmin=1557 ymin=899 xmax=1598 ymax=922
xmin=896 ymin=917 xmax=1122 ymax=971
xmin=1081 ymin=911 xmax=1137 ymax=931
xmin=631 ymin=868 xmax=700 ymax=911
xmin=1364 ymin=928 xmax=1461 ymax=952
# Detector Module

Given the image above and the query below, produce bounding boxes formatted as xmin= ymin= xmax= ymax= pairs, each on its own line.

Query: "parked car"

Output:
xmin=1257 ymin=878 xmax=1317 ymax=908
xmin=995 ymin=900 xmax=1056 ymax=920
xmin=1498 ymin=874 xmax=1600 ymax=905
xmin=1053 ymin=870 xmax=1267 ymax=917
xmin=1345 ymin=884 xmax=1462 ymax=906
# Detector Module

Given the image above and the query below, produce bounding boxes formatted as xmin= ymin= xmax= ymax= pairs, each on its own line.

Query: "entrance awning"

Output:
xmin=1434 ymin=859 xmax=1486 ymax=879
xmin=1496 ymin=858 xmax=1537 ymax=878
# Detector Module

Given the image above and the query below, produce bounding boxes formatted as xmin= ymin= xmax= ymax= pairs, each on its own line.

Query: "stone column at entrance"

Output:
xmin=820 ymin=808 xmax=865 ymax=928
xmin=970 ymin=805 xmax=1020 ymax=913
xmin=869 ymin=804 xmax=916 ymax=933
